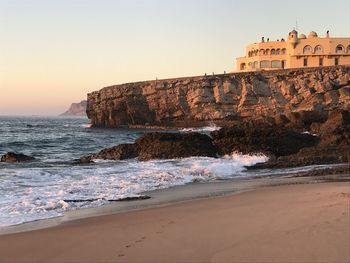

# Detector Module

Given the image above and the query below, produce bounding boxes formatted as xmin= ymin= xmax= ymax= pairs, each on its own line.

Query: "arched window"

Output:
xmin=271 ymin=49 xmax=276 ymax=55
xmin=314 ymin=45 xmax=323 ymax=54
xmin=271 ymin=60 xmax=282 ymax=68
xmin=260 ymin=60 xmax=270 ymax=68
xmin=255 ymin=50 xmax=259 ymax=56
xmin=336 ymin=45 xmax=345 ymax=53
xmin=240 ymin=63 xmax=246 ymax=70
xmin=276 ymin=49 xmax=281 ymax=55
xmin=303 ymin=45 xmax=312 ymax=54
xmin=259 ymin=49 xmax=264 ymax=55
xmin=253 ymin=61 xmax=259 ymax=69
xmin=248 ymin=62 xmax=252 ymax=68
xmin=281 ymin=48 xmax=287 ymax=54
xmin=347 ymin=45 xmax=350 ymax=53
xmin=265 ymin=49 xmax=270 ymax=55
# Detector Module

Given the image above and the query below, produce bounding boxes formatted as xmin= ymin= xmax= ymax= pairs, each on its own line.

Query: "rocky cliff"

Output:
xmin=87 ymin=66 xmax=350 ymax=127
xmin=61 ymin=100 xmax=87 ymax=116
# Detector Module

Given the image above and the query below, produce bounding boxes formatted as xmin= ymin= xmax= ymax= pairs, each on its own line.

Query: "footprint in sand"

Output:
xmin=135 ymin=236 xmax=146 ymax=243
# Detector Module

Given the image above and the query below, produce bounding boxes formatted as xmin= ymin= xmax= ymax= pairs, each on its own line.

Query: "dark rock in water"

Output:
xmin=0 ymin=152 xmax=35 ymax=163
xmin=211 ymin=122 xmax=318 ymax=157
xmin=113 ymin=195 xmax=151 ymax=201
xmin=78 ymin=155 xmax=94 ymax=164
xmin=135 ymin=132 xmax=218 ymax=161
xmin=80 ymin=132 xmax=218 ymax=162
xmin=78 ymin=143 xmax=139 ymax=163
xmin=94 ymin=143 xmax=139 ymax=160
xmin=64 ymin=195 xmax=151 ymax=203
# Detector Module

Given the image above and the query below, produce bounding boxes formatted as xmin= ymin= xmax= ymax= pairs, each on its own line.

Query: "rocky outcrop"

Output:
xmin=81 ymin=132 xmax=218 ymax=162
xmin=80 ymin=143 xmax=139 ymax=163
xmin=87 ymin=66 xmax=350 ymax=128
xmin=135 ymin=132 xmax=218 ymax=161
xmin=250 ymin=110 xmax=350 ymax=169
xmin=1 ymin=152 xmax=35 ymax=163
xmin=210 ymin=123 xmax=318 ymax=157
xmin=61 ymin=100 xmax=87 ymax=116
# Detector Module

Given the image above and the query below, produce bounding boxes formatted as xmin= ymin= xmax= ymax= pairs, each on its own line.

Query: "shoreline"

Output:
xmin=0 ymin=175 xmax=349 ymax=263
xmin=1 ymin=165 xmax=348 ymax=235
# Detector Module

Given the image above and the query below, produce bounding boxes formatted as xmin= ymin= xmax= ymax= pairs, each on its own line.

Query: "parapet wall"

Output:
xmin=87 ymin=66 xmax=350 ymax=128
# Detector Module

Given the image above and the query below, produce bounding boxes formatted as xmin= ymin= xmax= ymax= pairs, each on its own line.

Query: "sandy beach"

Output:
xmin=0 ymin=179 xmax=349 ymax=263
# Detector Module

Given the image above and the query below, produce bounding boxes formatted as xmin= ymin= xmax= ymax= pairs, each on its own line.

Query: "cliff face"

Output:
xmin=87 ymin=66 xmax=350 ymax=127
xmin=61 ymin=100 xmax=87 ymax=116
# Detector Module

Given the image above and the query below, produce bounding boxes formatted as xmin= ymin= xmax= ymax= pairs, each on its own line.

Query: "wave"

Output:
xmin=0 ymin=153 xmax=267 ymax=227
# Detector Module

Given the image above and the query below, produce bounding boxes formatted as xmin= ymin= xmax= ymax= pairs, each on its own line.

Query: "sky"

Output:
xmin=0 ymin=0 xmax=349 ymax=115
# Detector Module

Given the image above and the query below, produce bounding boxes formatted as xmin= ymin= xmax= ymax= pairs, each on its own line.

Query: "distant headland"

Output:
xmin=60 ymin=100 xmax=87 ymax=116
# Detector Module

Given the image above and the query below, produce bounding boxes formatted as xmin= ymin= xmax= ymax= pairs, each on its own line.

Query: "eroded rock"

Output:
xmin=87 ymin=66 xmax=350 ymax=128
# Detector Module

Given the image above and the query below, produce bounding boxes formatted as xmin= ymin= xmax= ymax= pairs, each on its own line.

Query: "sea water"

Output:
xmin=0 ymin=116 xmax=269 ymax=227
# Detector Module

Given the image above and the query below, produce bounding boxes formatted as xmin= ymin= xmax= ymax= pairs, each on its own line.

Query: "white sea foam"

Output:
xmin=180 ymin=124 xmax=221 ymax=133
xmin=81 ymin=123 xmax=92 ymax=128
xmin=0 ymin=153 xmax=267 ymax=227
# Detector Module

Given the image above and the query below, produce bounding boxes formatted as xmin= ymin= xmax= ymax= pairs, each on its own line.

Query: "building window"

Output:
xmin=276 ymin=49 xmax=281 ymax=55
xmin=314 ymin=45 xmax=323 ymax=54
xmin=265 ymin=49 xmax=270 ymax=55
xmin=335 ymin=58 xmax=339 ymax=66
xmin=271 ymin=49 xmax=276 ymax=55
xmin=271 ymin=60 xmax=282 ymax=68
xmin=281 ymin=48 xmax=286 ymax=54
xmin=248 ymin=62 xmax=252 ymax=68
xmin=319 ymin=58 xmax=323 ymax=66
xmin=347 ymin=45 xmax=350 ymax=53
xmin=240 ymin=63 xmax=246 ymax=70
xmin=304 ymin=58 xmax=308 ymax=67
xmin=253 ymin=61 xmax=259 ymax=69
xmin=259 ymin=49 xmax=264 ymax=55
xmin=336 ymin=45 xmax=344 ymax=53
xmin=260 ymin=60 xmax=270 ymax=68
xmin=303 ymin=45 xmax=312 ymax=54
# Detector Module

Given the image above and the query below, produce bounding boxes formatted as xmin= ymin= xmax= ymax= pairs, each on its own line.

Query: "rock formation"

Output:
xmin=210 ymin=123 xmax=318 ymax=157
xmin=80 ymin=132 xmax=218 ymax=162
xmin=60 ymin=100 xmax=87 ymax=116
xmin=1 ymin=152 xmax=35 ymax=163
xmin=87 ymin=66 xmax=350 ymax=128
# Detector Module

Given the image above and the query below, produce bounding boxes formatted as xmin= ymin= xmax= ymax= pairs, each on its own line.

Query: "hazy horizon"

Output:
xmin=1 ymin=0 xmax=349 ymax=116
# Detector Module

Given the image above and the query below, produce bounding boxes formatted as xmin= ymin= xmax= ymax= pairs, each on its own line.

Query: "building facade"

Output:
xmin=236 ymin=30 xmax=350 ymax=72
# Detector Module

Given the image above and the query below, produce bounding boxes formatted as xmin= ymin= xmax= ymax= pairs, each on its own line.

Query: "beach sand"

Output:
xmin=0 ymin=181 xmax=349 ymax=263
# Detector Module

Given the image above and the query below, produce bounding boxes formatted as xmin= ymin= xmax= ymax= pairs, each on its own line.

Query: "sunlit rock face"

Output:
xmin=87 ymin=66 xmax=350 ymax=128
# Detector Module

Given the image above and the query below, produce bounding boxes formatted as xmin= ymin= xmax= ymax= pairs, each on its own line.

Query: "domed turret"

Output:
xmin=308 ymin=31 xmax=318 ymax=38
xmin=299 ymin=34 xmax=307 ymax=39
xmin=288 ymin=30 xmax=298 ymax=48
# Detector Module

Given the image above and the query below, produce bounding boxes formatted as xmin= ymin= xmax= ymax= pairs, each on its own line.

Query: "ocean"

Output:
xmin=0 ymin=116 xmax=301 ymax=227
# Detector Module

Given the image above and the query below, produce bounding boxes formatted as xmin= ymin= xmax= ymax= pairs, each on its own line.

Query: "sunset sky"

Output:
xmin=1 ymin=0 xmax=349 ymax=115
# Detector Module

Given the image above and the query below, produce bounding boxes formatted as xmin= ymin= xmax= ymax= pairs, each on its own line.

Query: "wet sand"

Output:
xmin=0 ymin=179 xmax=349 ymax=263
